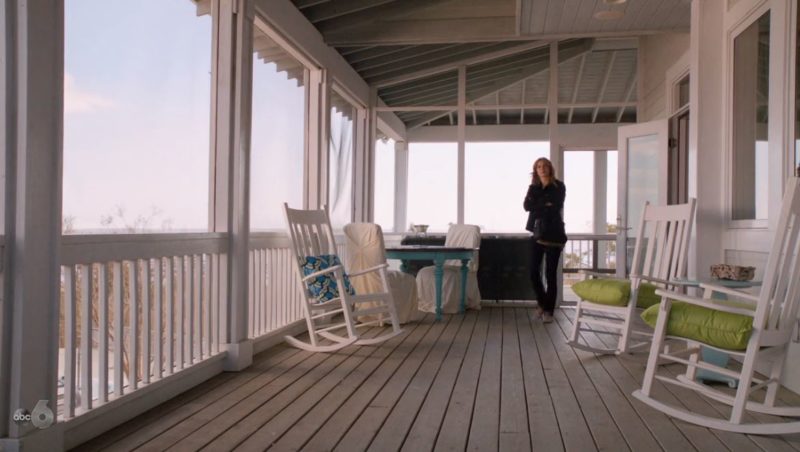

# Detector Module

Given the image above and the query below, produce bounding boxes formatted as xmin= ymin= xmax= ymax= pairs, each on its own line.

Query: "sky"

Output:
xmin=63 ymin=0 xmax=621 ymax=236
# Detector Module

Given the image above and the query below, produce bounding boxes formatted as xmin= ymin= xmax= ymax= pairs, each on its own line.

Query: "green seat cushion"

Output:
xmin=640 ymin=302 xmax=754 ymax=350
xmin=572 ymin=278 xmax=661 ymax=309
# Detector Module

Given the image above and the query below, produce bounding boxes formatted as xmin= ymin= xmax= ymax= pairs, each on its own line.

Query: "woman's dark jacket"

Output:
xmin=524 ymin=180 xmax=568 ymax=245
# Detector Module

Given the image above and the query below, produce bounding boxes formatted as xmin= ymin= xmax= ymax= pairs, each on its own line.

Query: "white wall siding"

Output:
xmin=640 ymin=32 xmax=691 ymax=122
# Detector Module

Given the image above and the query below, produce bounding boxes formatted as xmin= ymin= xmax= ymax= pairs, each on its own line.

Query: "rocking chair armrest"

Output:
xmin=301 ymin=264 xmax=344 ymax=282
xmin=654 ymin=288 xmax=757 ymax=317
xmin=578 ymin=269 xmax=624 ymax=280
xmin=348 ymin=263 xmax=389 ymax=277
xmin=635 ymin=275 xmax=672 ymax=286
xmin=698 ymin=283 xmax=760 ymax=303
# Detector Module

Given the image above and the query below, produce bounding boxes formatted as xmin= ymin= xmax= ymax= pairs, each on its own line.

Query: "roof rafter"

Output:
xmin=304 ymin=0 xmax=395 ymax=23
xmin=616 ymin=73 xmax=637 ymax=122
xmin=316 ymin=0 xmax=452 ymax=35
xmin=374 ymin=41 xmax=550 ymax=88
xmin=406 ymin=40 xmax=590 ymax=128
xmin=567 ymin=53 xmax=586 ymax=124
xmin=591 ymin=51 xmax=616 ymax=123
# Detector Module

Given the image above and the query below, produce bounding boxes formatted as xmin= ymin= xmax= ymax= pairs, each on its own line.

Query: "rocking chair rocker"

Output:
xmin=568 ymin=199 xmax=696 ymax=354
xmin=633 ymin=177 xmax=800 ymax=434
xmin=283 ymin=203 xmax=403 ymax=352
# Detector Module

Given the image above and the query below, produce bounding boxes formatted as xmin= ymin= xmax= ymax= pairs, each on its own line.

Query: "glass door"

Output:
xmin=617 ymin=120 xmax=669 ymax=277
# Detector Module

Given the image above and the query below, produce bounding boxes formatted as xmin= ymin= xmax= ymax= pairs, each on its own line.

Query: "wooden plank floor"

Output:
xmin=74 ymin=307 xmax=800 ymax=452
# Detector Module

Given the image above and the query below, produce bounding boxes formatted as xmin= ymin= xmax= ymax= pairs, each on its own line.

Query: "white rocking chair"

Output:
xmin=568 ymin=199 xmax=696 ymax=355
xmin=633 ymin=177 xmax=800 ymax=434
xmin=283 ymin=203 xmax=403 ymax=352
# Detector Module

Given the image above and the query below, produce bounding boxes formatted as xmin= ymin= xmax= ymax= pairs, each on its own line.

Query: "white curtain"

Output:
xmin=329 ymin=107 xmax=353 ymax=229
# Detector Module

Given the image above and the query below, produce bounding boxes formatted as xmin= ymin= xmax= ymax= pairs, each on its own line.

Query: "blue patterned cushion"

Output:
xmin=301 ymin=254 xmax=356 ymax=303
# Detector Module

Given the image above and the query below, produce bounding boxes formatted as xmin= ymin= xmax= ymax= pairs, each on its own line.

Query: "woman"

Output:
xmin=523 ymin=157 xmax=567 ymax=323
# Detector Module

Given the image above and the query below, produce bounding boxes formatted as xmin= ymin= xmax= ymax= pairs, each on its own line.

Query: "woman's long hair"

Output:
xmin=532 ymin=157 xmax=557 ymax=186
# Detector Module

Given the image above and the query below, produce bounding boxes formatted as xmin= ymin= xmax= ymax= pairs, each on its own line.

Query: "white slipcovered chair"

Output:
xmin=343 ymin=223 xmax=421 ymax=324
xmin=416 ymin=224 xmax=482 ymax=314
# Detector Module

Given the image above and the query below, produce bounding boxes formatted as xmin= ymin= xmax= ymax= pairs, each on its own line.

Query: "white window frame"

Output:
xmin=724 ymin=0 xmax=772 ymax=230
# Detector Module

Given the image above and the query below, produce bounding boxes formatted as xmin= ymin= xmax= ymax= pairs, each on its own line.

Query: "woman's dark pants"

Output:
xmin=530 ymin=238 xmax=562 ymax=314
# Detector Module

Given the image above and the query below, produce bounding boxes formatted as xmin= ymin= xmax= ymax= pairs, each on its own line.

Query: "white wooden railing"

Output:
xmin=58 ymin=233 xmax=228 ymax=420
xmin=248 ymin=233 xmax=303 ymax=338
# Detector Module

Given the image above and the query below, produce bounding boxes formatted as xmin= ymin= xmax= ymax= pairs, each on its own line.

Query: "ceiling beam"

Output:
xmin=519 ymin=78 xmax=526 ymax=124
xmin=343 ymin=45 xmax=408 ymax=64
xmin=294 ymin=0 xmax=329 ymax=9
xmin=316 ymin=0 xmax=453 ymax=35
xmin=373 ymin=41 xmax=550 ymax=88
xmin=324 ymin=19 xmax=679 ymax=46
xmin=567 ymin=53 xmax=587 ymax=124
xmin=616 ymin=74 xmax=637 ymax=123
xmin=406 ymin=41 xmax=589 ymax=128
xmin=365 ymin=43 xmax=515 ymax=82
xmin=592 ymin=51 xmax=617 ymax=123
xmin=354 ymin=44 xmax=467 ymax=73
xmin=305 ymin=0 xmax=395 ymax=23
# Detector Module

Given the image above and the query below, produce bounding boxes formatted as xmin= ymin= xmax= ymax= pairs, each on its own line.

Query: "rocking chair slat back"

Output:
xmin=631 ymin=201 xmax=696 ymax=284
xmin=759 ymin=183 xmax=800 ymax=333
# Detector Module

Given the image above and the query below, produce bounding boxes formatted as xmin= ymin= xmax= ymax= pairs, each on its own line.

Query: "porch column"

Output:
xmin=353 ymin=87 xmax=377 ymax=222
xmin=210 ymin=0 xmax=255 ymax=371
xmin=393 ymin=140 xmax=409 ymax=233
xmin=548 ymin=41 xmax=564 ymax=306
xmin=688 ymin=0 xmax=724 ymax=280
xmin=1 ymin=1 xmax=64 ymax=450
xmin=457 ymin=66 xmax=466 ymax=225
xmin=594 ymin=151 xmax=609 ymax=267
xmin=304 ymin=69 xmax=330 ymax=209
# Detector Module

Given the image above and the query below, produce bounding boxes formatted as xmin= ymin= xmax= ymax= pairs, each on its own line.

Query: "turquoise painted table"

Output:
xmin=385 ymin=246 xmax=477 ymax=321
xmin=671 ymin=277 xmax=761 ymax=388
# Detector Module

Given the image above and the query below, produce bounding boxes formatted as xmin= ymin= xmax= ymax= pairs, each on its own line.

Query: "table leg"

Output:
xmin=460 ymin=259 xmax=469 ymax=313
xmin=434 ymin=257 xmax=444 ymax=321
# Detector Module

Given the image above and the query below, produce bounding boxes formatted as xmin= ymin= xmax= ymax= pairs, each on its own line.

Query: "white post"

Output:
xmin=687 ymin=0 xmax=724 ymax=281
xmin=457 ymin=66 xmax=466 ymax=225
xmin=366 ymin=87 xmax=378 ymax=222
xmin=547 ymin=41 xmax=564 ymax=307
xmin=594 ymin=151 xmax=609 ymax=266
xmin=211 ymin=0 xmax=254 ymax=371
xmin=393 ymin=140 xmax=409 ymax=233
xmin=1 ymin=1 xmax=64 ymax=450
xmin=353 ymin=88 xmax=376 ymax=223
xmin=304 ymin=69 xmax=330 ymax=209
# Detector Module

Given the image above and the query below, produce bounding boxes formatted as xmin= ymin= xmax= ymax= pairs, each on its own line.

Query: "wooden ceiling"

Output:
xmin=246 ymin=0 xmax=690 ymax=128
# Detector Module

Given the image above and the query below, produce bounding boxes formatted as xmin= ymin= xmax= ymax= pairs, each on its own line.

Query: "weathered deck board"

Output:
xmin=73 ymin=306 xmax=800 ymax=452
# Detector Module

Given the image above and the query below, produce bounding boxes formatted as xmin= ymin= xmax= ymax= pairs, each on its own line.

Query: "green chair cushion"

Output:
xmin=640 ymin=302 xmax=754 ymax=350
xmin=572 ymin=278 xmax=661 ymax=309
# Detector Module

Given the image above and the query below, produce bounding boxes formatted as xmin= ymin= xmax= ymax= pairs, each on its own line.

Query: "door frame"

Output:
xmin=617 ymin=119 xmax=669 ymax=277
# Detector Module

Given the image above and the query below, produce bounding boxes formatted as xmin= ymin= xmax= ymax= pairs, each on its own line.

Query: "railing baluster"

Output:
xmin=193 ymin=254 xmax=201 ymax=361
xmin=176 ymin=257 xmax=184 ymax=370
xmin=112 ymin=262 xmax=123 ymax=397
xmin=129 ymin=261 xmax=138 ymax=391
xmin=165 ymin=258 xmax=174 ymax=375
xmin=154 ymin=258 xmax=163 ymax=380
xmin=98 ymin=264 xmax=108 ymax=404
xmin=64 ymin=266 xmax=76 ymax=419
xmin=142 ymin=259 xmax=151 ymax=385
xmin=220 ymin=254 xmax=228 ymax=345
xmin=79 ymin=264 xmax=92 ymax=412
xmin=186 ymin=256 xmax=194 ymax=365
xmin=211 ymin=253 xmax=219 ymax=354
xmin=204 ymin=254 xmax=211 ymax=358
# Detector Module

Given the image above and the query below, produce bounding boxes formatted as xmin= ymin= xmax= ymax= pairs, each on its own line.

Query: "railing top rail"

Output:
xmin=61 ymin=233 xmax=228 ymax=266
